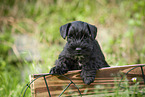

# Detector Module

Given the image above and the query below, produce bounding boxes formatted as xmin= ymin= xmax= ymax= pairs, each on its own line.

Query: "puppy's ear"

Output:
xmin=60 ymin=23 xmax=71 ymax=39
xmin=87 ymin=24 xmax=97 ymax=39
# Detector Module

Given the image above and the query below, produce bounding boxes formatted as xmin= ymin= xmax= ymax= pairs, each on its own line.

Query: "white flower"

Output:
xmin=131 ymin=77 xmax=137 ymax=82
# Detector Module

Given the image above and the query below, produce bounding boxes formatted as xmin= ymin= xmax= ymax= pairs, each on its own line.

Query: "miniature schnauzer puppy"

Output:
xmin=50 ymin=21 xmax=110 ymax=85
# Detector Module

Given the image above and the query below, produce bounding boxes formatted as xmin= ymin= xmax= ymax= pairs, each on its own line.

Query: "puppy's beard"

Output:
xmin=74 ymin=55 xmax=84 ymax=61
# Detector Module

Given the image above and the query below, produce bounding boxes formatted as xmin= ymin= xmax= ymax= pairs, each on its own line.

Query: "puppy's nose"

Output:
xmin=76 ymin=48 xmax=82 ymax=51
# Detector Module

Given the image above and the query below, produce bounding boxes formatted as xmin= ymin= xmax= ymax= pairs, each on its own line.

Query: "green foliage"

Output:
xmin=0 ymin=66 xmax=22 ymax=97
xmin=0 ymin=0 xmax=144 ymax=96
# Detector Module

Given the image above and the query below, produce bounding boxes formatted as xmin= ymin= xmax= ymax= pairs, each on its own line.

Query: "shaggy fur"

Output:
xmin=50 ymin=21 xmax=110 ymax=85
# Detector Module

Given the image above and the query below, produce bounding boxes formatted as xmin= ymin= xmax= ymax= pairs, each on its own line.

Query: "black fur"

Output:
xmin=50 ymin=21 xmax=110 ymax=85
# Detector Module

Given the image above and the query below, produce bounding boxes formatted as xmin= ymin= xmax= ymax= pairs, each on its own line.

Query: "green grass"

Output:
xmin=0 ymin=0 xmax=145 ymax=97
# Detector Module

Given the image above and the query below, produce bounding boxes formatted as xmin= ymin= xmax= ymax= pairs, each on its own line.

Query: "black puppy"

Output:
xmin=50 ymin=21 xmax=109 ymax=85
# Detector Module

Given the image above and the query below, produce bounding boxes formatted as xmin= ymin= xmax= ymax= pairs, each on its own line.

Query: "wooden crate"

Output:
xmin=30 ymin=64 xmax=145 ymax=97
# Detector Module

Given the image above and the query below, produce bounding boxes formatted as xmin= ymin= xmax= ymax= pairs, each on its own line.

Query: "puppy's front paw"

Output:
xmin=80 ymin=69 xmax=95 ymax=85
xmin=83 ymin=77 xmax=95 ymax=85
xmin=49 ymin=67 xmax=67 ymax=75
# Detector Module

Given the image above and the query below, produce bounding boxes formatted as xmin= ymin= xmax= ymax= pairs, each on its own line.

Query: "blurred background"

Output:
xmin=0 ymin=0 xmax=144 ymax=96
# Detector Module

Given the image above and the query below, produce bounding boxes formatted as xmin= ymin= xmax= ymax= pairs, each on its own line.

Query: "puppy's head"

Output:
xmin=60 ymin=21 xmax=97 ymax=60
xmin=60 ymin=21 xmax=97 ymax=40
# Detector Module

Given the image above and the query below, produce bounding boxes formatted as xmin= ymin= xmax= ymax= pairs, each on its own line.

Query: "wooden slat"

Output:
xmin=30 ymin=64 xmax=145 ymax=97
